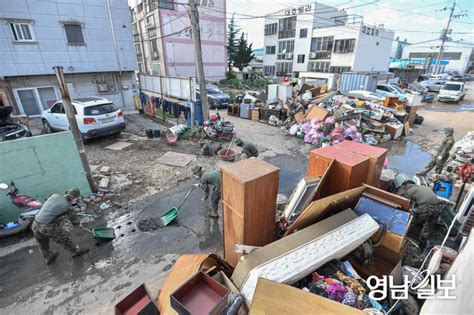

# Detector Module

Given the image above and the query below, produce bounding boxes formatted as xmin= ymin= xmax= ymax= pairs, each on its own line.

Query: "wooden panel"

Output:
xmin=250 ymin=279 xmax=364 ymax=315
xmin=221 ymin=159 xmax=280 ymax=267
xmin=336 ymin=140 xmax=387 ymax=187
xmin=309 ymin=147 xmax=369 ymax=197
xmin=305 ymin=106 xmax=329 ymax=121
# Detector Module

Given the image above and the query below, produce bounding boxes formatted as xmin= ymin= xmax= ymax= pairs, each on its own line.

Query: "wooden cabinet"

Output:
xmin=308 ymin=146 xmax=369 ymax=197
xmin=221 ymin=159 xmax=280 ymax=267
xmin=335 ymin=140 xmax=387 ymax=187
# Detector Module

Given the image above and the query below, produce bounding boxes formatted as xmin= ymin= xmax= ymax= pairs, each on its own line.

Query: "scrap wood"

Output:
xmin=250 ymin=278 xmax=364 ymax=315
xmin=311 ymin=91 xmax=338 ymax=104
xmin=294 ymin=112 xmax=305 ymax=123
xmin=305 ymin=106 xmax=329 ymax=121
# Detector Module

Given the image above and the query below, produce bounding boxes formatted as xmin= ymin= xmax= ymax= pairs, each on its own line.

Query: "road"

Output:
xmin=0 ymin=82 xmax=472 ymax=314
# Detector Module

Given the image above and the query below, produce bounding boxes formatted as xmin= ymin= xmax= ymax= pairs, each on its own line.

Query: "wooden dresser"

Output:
xmin=308 ymin=146 xmax=369 ymax=197
xmin=221 ymin=159 xmax=280 ymax=267
xmin=335 ymin=140 xmax=387 ymax=187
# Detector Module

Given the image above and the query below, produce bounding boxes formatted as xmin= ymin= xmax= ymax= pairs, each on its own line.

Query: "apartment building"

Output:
xmin=401 ymin=39 xmax=474 ymax=74
xmin=0 ymin=0 xmax=137 ymax=117
xmin=263 ymin=2 xmax=394 ymax=88
xmin=130 ymin=0 xmax=226 ymax=80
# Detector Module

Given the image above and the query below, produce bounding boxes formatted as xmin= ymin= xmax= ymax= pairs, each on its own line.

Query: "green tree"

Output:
xmin=227 ymin=14 xmax=240 ymax=72
xmin=233 ymin=33 xmax=254 ymax=72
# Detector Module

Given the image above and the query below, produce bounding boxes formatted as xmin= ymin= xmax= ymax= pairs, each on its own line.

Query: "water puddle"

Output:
xmin=387 ymin=140 xmax=431 ymax=176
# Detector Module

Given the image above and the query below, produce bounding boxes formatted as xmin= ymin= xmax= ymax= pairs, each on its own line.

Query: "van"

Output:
xmin=438 ymin=81 xmax=466 ymax=103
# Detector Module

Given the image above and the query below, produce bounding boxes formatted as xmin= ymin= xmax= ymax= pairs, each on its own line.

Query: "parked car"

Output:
xmin=41 ymin=97 xmax=125 ymax=141
xmin=437 ymin=81 xmax=467 ymax=103
xmin=346 ymin=90 xmax=386 ymax=102
xmin=376 ymin=83 xmax=409 ymax=101
xmin=419 ymin=79 xmax=446 ymax=92
xmin=196 ymin=85 xmax=230 ymax=109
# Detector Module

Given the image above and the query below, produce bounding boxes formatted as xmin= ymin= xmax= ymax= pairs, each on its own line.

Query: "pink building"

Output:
xmin=130 ymin=0 xmax=226 ymax=81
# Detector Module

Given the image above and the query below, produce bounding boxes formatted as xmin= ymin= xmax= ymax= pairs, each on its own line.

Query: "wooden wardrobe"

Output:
xmin=221 ymin=159 xmax=280 ymax=267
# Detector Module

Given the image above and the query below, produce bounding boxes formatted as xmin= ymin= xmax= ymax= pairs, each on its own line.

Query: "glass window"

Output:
xmin=297 ymin=54 xmax=305 ymax=63
xmin=311 ymin=36 xmax=334 ymax=52
xmin=84 ymin=103 xmax=119 ymax=116
xmin=50 ymin=103 xmax=63 ymax=113
xmin=10 ymin=23 xmax=34 ymax=42
xmin=64 ymin=24 xmax=84 ymax=44
xmin=300 ymin=29 xmax=308 ymax=38
xmin=264 ymin=23 xmax=278 ymax=36
xmin=159 ymin=0 xmax=174 ymax=10
xmin=265 ymin=46 xmax=276 ymax=54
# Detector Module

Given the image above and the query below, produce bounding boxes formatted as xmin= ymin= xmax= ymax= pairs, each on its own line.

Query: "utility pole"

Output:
xmin=53 ymin=66 xmax=97 ymax=193
xmin=433 ymin=0 xmax=456 ymax=74
xmin=188 ymin=0 xmax=210 ymax=121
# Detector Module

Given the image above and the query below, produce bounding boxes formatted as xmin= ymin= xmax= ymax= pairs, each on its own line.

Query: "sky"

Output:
xmin=227 ymin=0 xmax=474 ymax=48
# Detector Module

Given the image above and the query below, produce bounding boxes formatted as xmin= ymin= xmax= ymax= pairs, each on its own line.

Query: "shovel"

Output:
xmin=160 ymin=186 xmax=196 ymax=226
xmin=80 ymin=225 xmax=115 ymax=239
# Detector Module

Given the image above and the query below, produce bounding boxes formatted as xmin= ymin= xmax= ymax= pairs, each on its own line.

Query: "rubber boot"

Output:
xmin=45 ymin=252 xmax=59 ymax=265
xmin=72 ymin=248 xmax=90 ymax=258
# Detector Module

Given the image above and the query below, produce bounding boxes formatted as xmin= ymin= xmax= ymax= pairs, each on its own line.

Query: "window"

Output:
xmin=64 ymin=24 xmax=84 ymax=45
xmin=150 ymin=39 xmax=159 ymax=59
xmin=16 ymin=87 xmax=57 ymax=116
xmin=50 ymin=103 xmax=63 ymax=113
xmin=146 ymin=14 xmax=155 ymax=28
xmin=408 ymin=52 xmax=462 ymax=61
xmin=334 ymin=39 xmax=355 ymax=53
xmin=310 ymin=36 xmax=334 ymax=52
xmin=308 ymin=61 xmax=330 ymax=72
xmin=265 ymin=46 xmax=276 ymax=54
xmin=135 ymin=43 xmax=142 ymax=55
xmin=278 ymin=16 xmax=296 ymax=39
xmin=276 ymin=62 xmax=293 ymax=75
xmin=278 ymin=40 xmax=294 ymax=53
xmin=151 ymin=63 xmax=161 ymax=75
xmin=299 ymin=28 xmax=308 ymax=38
xmin=84 ymin=103 xmax=118 ymax=116
xmin=10 ymin=23 xmax=34 ymax=42
xmin=264 ymin=66 xmax=275 ymax=76
xmin=264 ymin=23 xmax=277 ymax=36
xmin=159 ymin=0 xmax=174 ymax=10
xmin=297 ymin=54 xmax=305 ymax=63
xmin=330 ymin=66 xmax=351 ymax=73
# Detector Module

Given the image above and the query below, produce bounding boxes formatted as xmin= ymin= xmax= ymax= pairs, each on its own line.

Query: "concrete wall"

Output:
xmin=7 ymin=71 xmax=136 ymax=113
xmin=0 ymin=132 xmax=90 ymax=224
xmin=352 ymin=27 xmax=393 ymax=72
xmin=0 ymin=0 xmax=136 ymax=77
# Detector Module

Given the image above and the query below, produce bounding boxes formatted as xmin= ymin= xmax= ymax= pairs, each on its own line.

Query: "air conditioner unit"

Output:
xmin=285 ymin=53 xmax=293 ymax=60
xmin=309 ymin=52 xmax=317 ymax=59
xmin=145 ymin=22 xmax=155 ymax=29
xmin=152 ymin=51 xmax=159 ymax=59
xmin=97 ymin=83 xmax=108 ymax=93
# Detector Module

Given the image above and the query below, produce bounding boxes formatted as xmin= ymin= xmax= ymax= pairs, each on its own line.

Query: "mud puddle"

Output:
xmin=387 ymin=140 xmax=431 ymax=176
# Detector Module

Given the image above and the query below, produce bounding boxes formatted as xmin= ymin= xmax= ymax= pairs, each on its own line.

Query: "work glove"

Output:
xmin=192 ymin=183 xmax=202 ymax=188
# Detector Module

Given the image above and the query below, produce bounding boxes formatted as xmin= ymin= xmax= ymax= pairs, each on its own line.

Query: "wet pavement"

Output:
xmin=385 ymin=140 xmax=432 ymax=176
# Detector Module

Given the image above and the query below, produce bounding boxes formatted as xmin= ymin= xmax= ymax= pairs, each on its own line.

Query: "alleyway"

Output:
xmin=0 ymin=85 xmax=473 ymax=314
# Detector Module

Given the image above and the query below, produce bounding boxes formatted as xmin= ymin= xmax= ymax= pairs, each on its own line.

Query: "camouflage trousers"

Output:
xmin=422 ymin=154 xmax=450 ymax=174
xmin=205 ymin=187 xmax=220 ymax=216
xmin=31 ymin=220 xmax=79 ymax=260
xmin=410 ymin=203 xmax=440 ymax=246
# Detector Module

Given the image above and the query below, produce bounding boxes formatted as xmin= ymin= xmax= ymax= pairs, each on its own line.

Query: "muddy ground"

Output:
xmin=0 ymin=82 xmax=473 ymax=314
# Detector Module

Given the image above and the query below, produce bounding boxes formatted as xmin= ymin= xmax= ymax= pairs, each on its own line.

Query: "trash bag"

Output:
xmin=414 ymin=115 xmax=424 ymax=125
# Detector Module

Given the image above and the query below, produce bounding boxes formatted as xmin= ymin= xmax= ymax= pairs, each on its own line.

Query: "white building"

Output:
xmin=0 ymin=0 xmax=137 ymax=117
xmin=263 ymin=3 xmax=394 ymax=89
xmin=391 ymin=37 xmax=410 ymax=59
xmin=401 ymin=39 xmax=474 ymax=74
xmin=129 ymin=0 xmax=226 ymax=80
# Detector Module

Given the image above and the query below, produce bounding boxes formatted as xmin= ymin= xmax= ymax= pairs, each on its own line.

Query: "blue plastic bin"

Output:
xmin=434 ymin=181 xmax=453 ymax=199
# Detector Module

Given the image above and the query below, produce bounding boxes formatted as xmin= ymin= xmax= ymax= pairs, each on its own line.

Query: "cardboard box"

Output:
xmin=250 ymin=108 xmax=260 ymax=121
xmin=335 ymin=140 xmax=387 ymax=187
xmin=250 ymin=278 xmax=364 ymax=315
xmin=308 ymin=146 xmax=370 ymax=197
xmin=285 ymin=184 xmax=412 ymax=254
xmin=305 ymin=106 xmax=329 ymax=121
xmin=385 ymin=123 xmax=404 ymax=139
xmin=115 ymin=284 xmax=158 ymax=315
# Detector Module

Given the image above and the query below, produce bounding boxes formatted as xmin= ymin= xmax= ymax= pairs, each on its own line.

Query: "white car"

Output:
xmin=438 ymin=81 xmax=467 ymax=103
xmin=41 ymin=97 xmax=125 ymax=140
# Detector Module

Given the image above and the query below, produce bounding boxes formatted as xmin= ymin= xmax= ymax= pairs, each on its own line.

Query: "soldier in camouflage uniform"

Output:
xmin=200 ymin=142 xmax=223 ymax=156
xmin=32 ymin=188 xmax=89 ymax=264
xmin=235 ymin=138 xmax=259 ymax=159
xmin=192 ymin=165 xmax=221 ymax=218
xmin=395 ymin=178 xmax=441 ymax=247
xmin=418 ymin=127 xmax=455 ymax=176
